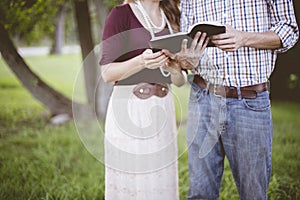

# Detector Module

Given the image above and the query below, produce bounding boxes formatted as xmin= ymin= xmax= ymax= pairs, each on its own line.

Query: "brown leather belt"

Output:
xmin=193 ymin=75 xmax=269 ymax=99
xmin=133 ymin=83 xmax=169 ymax=99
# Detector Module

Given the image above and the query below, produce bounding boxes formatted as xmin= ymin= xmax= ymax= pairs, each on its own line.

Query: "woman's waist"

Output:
xmin=112 ymin=82 xmax=170 ymax=100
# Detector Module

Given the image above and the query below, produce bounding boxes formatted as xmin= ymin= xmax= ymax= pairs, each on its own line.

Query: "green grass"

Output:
xmin=1 ymin=54 xmax=300 ymax=199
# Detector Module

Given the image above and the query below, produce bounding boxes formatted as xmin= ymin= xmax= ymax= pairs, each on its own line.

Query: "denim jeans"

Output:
xmin=186 ymin=82 xmax=273 ymax=200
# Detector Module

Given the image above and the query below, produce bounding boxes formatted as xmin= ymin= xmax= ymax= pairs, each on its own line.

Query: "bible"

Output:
xmin=149 ymin=21 xmax=226 ymax=53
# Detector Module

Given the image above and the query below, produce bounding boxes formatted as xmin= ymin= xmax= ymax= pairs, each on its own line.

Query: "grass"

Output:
xmin=0 ymin=54 xmax=300 ymax=199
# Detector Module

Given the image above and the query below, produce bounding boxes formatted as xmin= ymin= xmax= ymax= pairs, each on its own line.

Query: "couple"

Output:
xmin=100 ymin=0 xmax=299 ymax=199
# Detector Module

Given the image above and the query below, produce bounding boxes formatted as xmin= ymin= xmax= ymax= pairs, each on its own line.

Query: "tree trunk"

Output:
xmin=74 ymin=0 xmax=97 ymax=107
xmin=93 ymin=0 xmax=109 ymax=41
xmin=0 ymin=22 xmax=75 ymax=116
xmin=93 ymin=0 xmax=113 ymax=121
xmin=96 ymin=77 xmax=113 ymax=122
xmin=50 ymin=4 xmax=68 ymax=55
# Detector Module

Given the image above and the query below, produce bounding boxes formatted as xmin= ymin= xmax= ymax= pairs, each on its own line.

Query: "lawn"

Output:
xmin=0 ymin=54 xmax=299 ymax=199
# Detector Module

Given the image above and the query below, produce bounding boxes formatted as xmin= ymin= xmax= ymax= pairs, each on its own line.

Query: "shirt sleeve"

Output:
xmin=99 ymin=6 xmax=129 ymax=65
xmin=180 ymin=0 xmax=193 ymax=32
xmin=268 ymin=0 xmax=299 ymax=53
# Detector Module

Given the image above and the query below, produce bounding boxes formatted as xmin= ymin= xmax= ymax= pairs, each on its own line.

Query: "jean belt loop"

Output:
xmin=205 ymin=82 xmax=210 ymax=95
xmin=237 ymin=86 xmax=242 ymax=100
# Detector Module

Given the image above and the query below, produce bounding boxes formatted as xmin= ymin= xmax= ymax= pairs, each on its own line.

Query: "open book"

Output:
xmin=149 ymin=21 xmax=226 ymax=53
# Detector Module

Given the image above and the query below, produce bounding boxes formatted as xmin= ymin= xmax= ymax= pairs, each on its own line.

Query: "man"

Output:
xmin=180 ymin=0 xmax=299 ymax=199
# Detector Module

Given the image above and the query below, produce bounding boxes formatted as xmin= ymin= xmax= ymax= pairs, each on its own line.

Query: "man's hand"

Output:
xmin=161 ymin=58 xmax=182 ymax=75
xmin=210 ymin=25 xmax=246 ymax=52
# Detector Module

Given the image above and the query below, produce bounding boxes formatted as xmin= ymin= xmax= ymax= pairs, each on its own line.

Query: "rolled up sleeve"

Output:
xmin=269 ymin=0 xmax=299 ymax=53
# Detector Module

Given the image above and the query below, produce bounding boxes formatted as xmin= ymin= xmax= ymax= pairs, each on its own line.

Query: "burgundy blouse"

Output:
xmin=100 ymin=4 xmax=171 ymax=84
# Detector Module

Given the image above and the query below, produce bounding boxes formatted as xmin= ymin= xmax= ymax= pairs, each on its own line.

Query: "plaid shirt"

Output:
xmin=180 ymin=0 xmax=299 ymax=87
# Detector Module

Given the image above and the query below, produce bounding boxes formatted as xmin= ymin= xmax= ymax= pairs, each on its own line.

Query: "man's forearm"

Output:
xmin=210 ymin=25 xmax=283 ymax=52
xmin=243 ymin=31 xmax=282 ymax=50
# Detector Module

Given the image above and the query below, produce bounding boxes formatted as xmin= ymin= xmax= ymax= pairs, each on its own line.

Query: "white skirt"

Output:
xmin=104 ymin=84 xmax=179 ymax=200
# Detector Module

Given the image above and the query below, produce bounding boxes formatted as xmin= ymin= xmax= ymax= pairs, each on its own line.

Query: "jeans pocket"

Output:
xmin=242 ymin=91 xmax=271 ymax=111
xmin=189 ymin=82 xmax=204 ymax=103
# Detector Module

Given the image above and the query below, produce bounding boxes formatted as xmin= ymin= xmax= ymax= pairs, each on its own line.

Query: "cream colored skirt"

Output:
xmin=104 ymin=84 xmax=179 ymax=200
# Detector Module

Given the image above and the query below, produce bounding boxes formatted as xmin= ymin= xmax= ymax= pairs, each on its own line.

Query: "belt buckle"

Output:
xmin=133 ymin=83 xmax=153 ymax=99
xmin=213 ymin=84 xmax=223 ymax=98
xmin=155 ymin=83 xmax=169 ymax=98
xmin=133 ymin=83 xmax=168 ymax=99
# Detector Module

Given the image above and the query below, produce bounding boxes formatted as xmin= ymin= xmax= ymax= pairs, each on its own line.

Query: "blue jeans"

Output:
xmin=186 ymin=82 xmax=273 ymax=200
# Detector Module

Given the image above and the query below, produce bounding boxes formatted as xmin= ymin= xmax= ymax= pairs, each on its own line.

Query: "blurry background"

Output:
xmin=0 ymin=0 xmax=299 ymax=199
xmin=270 ymin=0 xmax=300 ymax=102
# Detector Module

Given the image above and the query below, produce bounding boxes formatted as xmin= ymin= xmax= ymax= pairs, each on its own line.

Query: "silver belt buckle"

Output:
xmin=213 ymin=84 xmax=223 ymax=98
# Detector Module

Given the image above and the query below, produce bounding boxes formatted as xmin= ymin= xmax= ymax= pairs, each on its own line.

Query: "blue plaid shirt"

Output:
xmin=180 ymin=0 xmax=299 ymax=87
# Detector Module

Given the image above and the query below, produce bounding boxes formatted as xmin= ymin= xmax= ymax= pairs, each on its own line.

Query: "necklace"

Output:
xmin=135 ymin=0 xmax=173 ymax=77
xmin=136 ymin=0 xmax=165 ymax=31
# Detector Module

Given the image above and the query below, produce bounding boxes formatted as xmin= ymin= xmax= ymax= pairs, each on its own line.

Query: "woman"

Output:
xmin=100 ymin=0 xmax=207 ymax=199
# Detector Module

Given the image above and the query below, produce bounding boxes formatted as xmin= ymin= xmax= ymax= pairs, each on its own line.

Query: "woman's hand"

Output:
xmin=164 ymin=32 xmax=209 ymax=70
xmin=140 ymin=49 xmax=168 ymax=69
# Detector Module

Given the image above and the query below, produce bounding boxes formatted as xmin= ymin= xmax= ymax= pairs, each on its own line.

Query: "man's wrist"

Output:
xmin=243 ymin=31 xmax=253 ymax=47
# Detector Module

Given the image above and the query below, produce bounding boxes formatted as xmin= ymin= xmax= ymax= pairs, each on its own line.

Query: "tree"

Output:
xmin=0 ymin=0 xmax=119 ymax=120
xmin=0 ymin=22 xmax=75 ymax=116
xmin=0 ymin=0 xmax=83 ymax=117
xmin=50 ymin=4 xmax=69 ymax=54
xmin=74 ymin=0 xmax=97 ymax=107
xmin=0 ymin=0 xmax=62 ymax=44
xmin=92 ymin=0 xmax=114 ymax=121
xmin=74 ymin=0 xmax=120 ymax=121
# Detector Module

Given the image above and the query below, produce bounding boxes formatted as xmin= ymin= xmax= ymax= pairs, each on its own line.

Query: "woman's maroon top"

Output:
xmin=100 ymin=4 xmax=171 ymax=84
